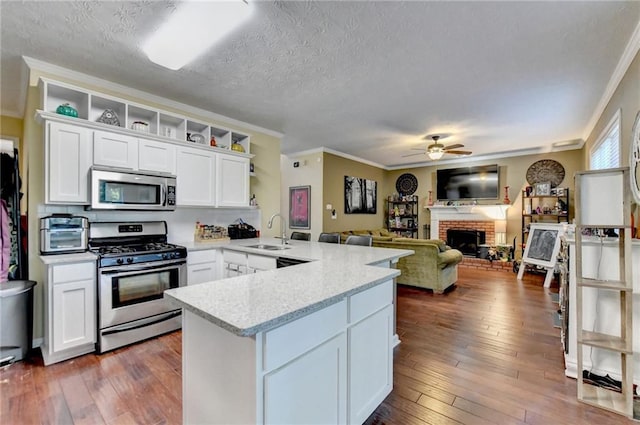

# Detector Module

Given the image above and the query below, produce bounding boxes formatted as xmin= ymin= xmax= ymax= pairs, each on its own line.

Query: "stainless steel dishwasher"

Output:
xmin=276 ymin=257 xmax=309 ymax=268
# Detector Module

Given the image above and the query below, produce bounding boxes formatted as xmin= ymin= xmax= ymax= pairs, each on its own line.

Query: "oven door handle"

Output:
xmin=100 ymin=261 xmax=185 ymax=276
xmin=101 ymin=310 xmax=181 ymax=336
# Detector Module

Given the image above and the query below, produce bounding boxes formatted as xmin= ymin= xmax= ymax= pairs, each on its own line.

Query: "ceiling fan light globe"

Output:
xmin=428 ymin=150 xmax=444 ymax=160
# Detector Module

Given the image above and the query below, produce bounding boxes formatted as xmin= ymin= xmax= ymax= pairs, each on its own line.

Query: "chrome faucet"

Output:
xmin=267 ymin=213 xmax=288 ymax=245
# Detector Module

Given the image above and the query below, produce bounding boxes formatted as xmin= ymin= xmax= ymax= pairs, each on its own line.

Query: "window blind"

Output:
xmin=590 ymin=125 xmax=620 ymax=170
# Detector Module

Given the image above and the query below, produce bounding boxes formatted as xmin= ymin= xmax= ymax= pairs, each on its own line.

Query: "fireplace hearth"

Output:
xmin=447 ymin=229 xmax=486 ymax=257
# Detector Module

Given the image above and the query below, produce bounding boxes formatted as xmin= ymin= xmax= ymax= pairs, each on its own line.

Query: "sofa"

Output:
xmin=340 ymin=229 xmax=463 ymax=293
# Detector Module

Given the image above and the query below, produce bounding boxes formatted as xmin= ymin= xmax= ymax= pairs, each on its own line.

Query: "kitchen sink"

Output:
xmin=246 ymin=244 xmax=292 ymax=251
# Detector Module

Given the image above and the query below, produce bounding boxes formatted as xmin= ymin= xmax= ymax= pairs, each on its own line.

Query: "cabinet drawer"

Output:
xmin=52 ymin=262 xmax=95 ymax=284
xmin=187 ymin=249 xmax=217 ymax=265
xmin=247 ymin=254 xmax=276 ymax=271
xmin=349 ymin=280 xmax=393 ymax=324
xmin=223 ymin=250 xmax=247 ymax=266
xmin=263 ymin=300 xmax=347 ymax=371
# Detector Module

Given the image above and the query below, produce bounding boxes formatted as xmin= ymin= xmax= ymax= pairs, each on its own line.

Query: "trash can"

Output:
xmin=0 ymin=280 xmax=36 ymax=365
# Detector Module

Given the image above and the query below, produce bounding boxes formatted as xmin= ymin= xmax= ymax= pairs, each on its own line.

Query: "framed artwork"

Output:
xmin=289 ymin=186 xmax=310 ymax=229
xmin=344 ymin=176 xmax=377 ymax=214
xmin=522 ymin=223 xmax=563 ymax=268
xmin=535 ymin=181 xmax=551 ymax=196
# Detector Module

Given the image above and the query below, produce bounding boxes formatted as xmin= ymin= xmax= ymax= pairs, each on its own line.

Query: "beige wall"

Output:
xmin=385 ymin=150 xmax=583 ymax=249
xmin=322 ymin=153 xmax=387 ymax=232
xmin=318 ymin=149 xmax=583 ymax=250
xmin=583 ymin=50 xmax=639 ymax=169
xmin=280 ymin=152 xmax=324 ymax=240
xmin=1 ymin=115 xmax=23 ymax=139
xmin=24 ymin=85 xmax=45 ymax=339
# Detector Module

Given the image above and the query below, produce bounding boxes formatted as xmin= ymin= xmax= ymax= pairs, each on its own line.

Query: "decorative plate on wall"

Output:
xmin=526 ymin=159 xmax=565 ymax=188
xmin=395 ymin=173 xmax=418 ymax=195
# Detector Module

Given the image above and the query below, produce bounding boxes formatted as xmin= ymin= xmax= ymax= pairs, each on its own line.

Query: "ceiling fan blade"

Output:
xmin=445 ymin=150 xmax=472 ymax=155
xmin=402 ymin=152 xmax=426 ymax=158
xmin=443 ymin=144 xmax=464 ymax=150
xmin=410 ymin=147 xmax=426 ymax=151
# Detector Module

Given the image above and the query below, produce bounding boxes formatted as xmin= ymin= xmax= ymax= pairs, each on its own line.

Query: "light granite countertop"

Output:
xmin=40 ymin=251 xmax=97 ymax=265
xmin=165 ymin=238 xmax=413 ymax=336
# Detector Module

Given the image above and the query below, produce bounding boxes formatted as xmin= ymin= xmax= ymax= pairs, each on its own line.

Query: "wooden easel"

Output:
xmin=516 ymin=261 xmax=555 ymax=288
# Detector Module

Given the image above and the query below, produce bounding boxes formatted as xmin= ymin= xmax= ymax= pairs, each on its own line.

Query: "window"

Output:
xmin=590 ymin=110 xmax=621 ymax=170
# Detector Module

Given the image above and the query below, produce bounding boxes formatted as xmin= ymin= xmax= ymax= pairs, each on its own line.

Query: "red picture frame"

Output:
xmin=289 ymin=186 xmax=310 ymax=229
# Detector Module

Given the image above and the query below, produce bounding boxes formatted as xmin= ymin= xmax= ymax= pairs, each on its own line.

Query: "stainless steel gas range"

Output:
xmin=88 ymin=221 xmax=186 ymax=353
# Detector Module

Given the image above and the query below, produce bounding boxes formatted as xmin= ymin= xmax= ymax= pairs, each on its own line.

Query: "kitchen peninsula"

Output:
xmin=165 ymin=240 xmax=413 ymax=425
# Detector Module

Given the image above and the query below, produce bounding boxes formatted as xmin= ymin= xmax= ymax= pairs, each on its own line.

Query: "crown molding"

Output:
xmin=582 ymin=18 xmax=640 ymax=142
xmin=286 ymin=147 xmax=387 ymax=170
xmin=22 ymin=56 xmax=284 ymax=139
xmin=385 ymin=143 xmax=584 ymax=171
xmin=287 ymin=142 xmax=584 ymax=172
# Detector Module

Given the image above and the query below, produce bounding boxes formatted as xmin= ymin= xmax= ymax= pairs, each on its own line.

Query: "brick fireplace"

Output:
xmin=428 ymin=205 xmax=509 ymax=242
xmin=439 ymin=220 xmax=495 ymax=246
xmin=427 ymin=205 xmax=513 ymax=272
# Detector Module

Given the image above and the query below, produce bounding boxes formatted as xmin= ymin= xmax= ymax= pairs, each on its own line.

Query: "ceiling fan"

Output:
xmin=403 ymin=135 xmax=472 ymax=160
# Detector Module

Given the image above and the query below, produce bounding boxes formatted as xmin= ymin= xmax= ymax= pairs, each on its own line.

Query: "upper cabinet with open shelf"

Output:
xmin=39 ymin=78 xmax=251 ymax=155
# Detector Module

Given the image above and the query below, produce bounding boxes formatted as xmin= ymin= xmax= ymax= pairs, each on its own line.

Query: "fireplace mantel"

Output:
xmin=427 ymin=205 xmax=510 ymax=240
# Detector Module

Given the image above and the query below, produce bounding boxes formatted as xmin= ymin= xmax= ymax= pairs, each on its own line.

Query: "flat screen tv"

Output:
xmin=436 ymin=164 xmax=499 ymax=200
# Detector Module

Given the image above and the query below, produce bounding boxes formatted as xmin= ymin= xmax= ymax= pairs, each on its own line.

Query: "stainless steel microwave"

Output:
xmin=89 ymin=166 xmax=177 ymax=211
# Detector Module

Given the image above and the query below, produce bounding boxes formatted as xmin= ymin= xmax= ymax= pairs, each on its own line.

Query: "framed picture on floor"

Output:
xmin=289 ymin=186 xmax=310 ymax=229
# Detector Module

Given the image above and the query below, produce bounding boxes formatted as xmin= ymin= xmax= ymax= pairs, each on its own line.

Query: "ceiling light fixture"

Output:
xmin=143 ymin=0 xmax=253 ymax=70
xmin=428 ymin=149 xmax=444 ymax=160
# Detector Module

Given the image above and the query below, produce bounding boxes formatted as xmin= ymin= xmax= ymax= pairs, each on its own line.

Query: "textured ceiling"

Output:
xmin=1 ymin=1 xmax=639 ymax=168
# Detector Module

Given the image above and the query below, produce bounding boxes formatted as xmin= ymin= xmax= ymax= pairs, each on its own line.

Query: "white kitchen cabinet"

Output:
xmin=46 ymin=121 xmax=92 ymax=204
xmin=264 ymin=333 xmax=347 ymax=425
xmin=40 ymin=259 xmax=96 ymax=366
xmin=176 ymin=146 xmax=216 ymax=206
xmin=222 ymin=251 xmax=277 ymax=276
xmin=247 ymin=253 xmax=277 ymax=273
xmin=93 ymin=130 xmax=138 ymax=170
xmin=138 ymin=139 xmax=176 ymax=174
xmin=181 ymin=279 xmax=394 ymax=424
xmin=216 ymin=154 xmax=250 ymax=207
xmin=348 ymin=304 xmax=393 ymax=424
xmin=223 ymin=249 xmax=248 ymax=277
xmin=187 ymin=249 xmax=218 ymax=285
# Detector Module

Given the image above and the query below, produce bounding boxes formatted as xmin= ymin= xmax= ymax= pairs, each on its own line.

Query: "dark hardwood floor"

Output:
xmin=1 ymin=268 xmax=636 ymax=424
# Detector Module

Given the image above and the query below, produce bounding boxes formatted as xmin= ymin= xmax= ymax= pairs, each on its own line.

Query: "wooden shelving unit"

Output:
xmin=574 ymin=167 xmax=636 ymax=420
xmin=521 ymin=189 xmax=569 ymax=255
xmin=386 ymin=196 xmax=419 ymax=238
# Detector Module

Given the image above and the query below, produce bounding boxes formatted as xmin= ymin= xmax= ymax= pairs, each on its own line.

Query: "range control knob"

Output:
xmin=126 ymin=257 xmax=134 ymax=264
xmin=116 ymin=258 xmax=124 ymax=265
xmin=162 ymin=253 xmax=169 ymax=260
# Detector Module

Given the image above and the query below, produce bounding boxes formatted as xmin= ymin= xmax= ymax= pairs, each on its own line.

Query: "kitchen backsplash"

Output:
xmin=37 ymin=205 xmax=261 ymax=243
